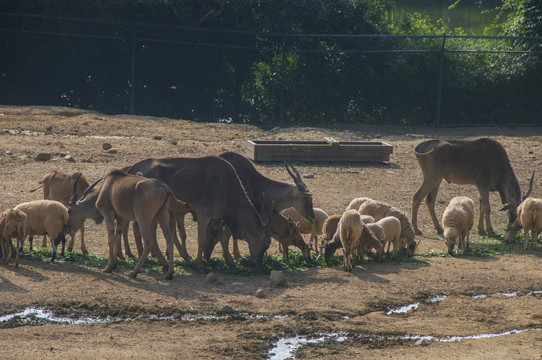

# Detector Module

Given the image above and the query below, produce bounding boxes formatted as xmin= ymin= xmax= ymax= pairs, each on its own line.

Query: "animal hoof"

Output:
xmin=82 ymin=250 xmax=88 ymax=255
xmin=129 ymin=272 xmax=138 ymax=279
xmin=414 ymin=228 xmax=423 ymax=236
xmin=165 ymin=273 xmax=174 ymax=280
xmin=103 ymin=267 xmax=113 ymax=273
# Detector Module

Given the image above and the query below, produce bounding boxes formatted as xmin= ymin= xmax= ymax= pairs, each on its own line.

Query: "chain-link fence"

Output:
xmin=1 ymin=13 xmax=541 ymax=126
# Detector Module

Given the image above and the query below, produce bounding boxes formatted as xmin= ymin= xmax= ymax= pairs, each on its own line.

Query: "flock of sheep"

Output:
xmin=1 ymin=137 xmax=542 ymax=275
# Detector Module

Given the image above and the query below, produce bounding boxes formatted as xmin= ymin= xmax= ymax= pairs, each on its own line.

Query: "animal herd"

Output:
xmin=0 ymin=137 xmax=540 ymax=277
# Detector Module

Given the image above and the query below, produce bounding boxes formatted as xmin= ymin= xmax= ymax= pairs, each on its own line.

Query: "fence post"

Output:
xmin=279 ymin=37 xmax=287 ymax=124
xmin=435 ymin=34 xmax=446 ymax=128
xmin=129 ymin=28 xmax=137 ymax=115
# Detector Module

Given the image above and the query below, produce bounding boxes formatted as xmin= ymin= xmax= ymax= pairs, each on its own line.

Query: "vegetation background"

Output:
xmin=0 ymin=0 xmax=541 ymax=126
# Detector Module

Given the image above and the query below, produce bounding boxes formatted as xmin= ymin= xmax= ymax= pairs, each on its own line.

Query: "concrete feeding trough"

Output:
xmin=246 ymin=138 xmax=393 ymax=162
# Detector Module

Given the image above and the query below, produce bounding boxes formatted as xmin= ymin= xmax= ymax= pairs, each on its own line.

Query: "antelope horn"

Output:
xmin=522 ymin=170 xmax=535 ymax=201
xmin=284 ymin=161 xmax=309 ymax=192
xmin=78 ymin=177 xmax=103 ymax=202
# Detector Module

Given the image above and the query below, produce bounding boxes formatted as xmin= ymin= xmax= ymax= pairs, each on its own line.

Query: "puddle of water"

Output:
xmin=472 ymin=294 xmax=487 ymax=299
xmin=387 ymin=302 xmax=419 ymax=315
xmin=267 ymin=328 xmax=542 ymax=360
xmin=4 ymin=130 xmax=45 ymax=136
xmin=387 ymin=295 xmax=446 ymax=316
xmin=405 ymin=328 xmax=542 ymax=343
xmin=268 ymin=332 xmax=347 ymax=360
xmin=497 ymin=291 xmax=519 ymax=297
xmin=0 ymin=308 xmax=112 ymax=325
xmin=0 ymin=307 xmax=290 ymax=326
xmin=429 ymin=295 xmax=447 ymax=303
xmin=527 ymin=290 xmax=542 ymax=296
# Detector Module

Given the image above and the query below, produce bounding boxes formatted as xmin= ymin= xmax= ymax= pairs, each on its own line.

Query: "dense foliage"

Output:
xmin=0 ymin=0 xmax=540 ymax=125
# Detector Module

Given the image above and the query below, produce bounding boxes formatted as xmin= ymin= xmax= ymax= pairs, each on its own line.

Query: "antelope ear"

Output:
xmin=499 ymin=204 xmax=511 ymax=211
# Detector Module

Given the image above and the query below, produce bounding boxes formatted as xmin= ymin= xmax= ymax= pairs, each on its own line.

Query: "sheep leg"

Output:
xmin=28 ymin=235 xmax=34 ymax=251
xmin=533 ymin=230 xmax=541 ymax=249
xmin=1 ymin=242 xmax=8 ymax=265
xmin=15 ymin=233 xmax=24 ymax=267
xmin=41 ymin=234 xmax=47 ymax=248
xmin=523 ymin=228 xmax=529 ymax=250
xmin=309 ymin=232 xmax=318 ymax=252
xmin=412 ymin=178 xmax=442 ymax=235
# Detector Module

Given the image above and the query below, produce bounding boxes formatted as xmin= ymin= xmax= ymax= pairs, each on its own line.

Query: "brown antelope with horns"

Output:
xmin=124 ymin=156 xmax=271 ymax=273
xmin=411 ymin=138 xmax=534 ymax=241
xmin=214 ymin=152 xmax=314 ymax=260
xmin=69 ymin=170 xmax=191 ymax=279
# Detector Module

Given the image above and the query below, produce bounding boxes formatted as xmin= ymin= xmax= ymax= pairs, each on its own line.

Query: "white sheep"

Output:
xmin=338 ymin=210 xmax=363 ymax=272
xmin=442 ymin=196 xmax=475 ymax=254
xmin=346 ymin=197 xmax=372 ymax=211
xmin=358 ymin=199 xmax=417 ymax=256
xmin=0 ymin=209 xmax=27 ymax=266
xmin=281 ymin=207 xmax=329 ymax=252
xmin=14 ymin=200 xmax=69 ymax=263
xmin=372 ymin=216 xmax=402 ymax=257
xmin=515 ymin=197 xmax=542 ymax=250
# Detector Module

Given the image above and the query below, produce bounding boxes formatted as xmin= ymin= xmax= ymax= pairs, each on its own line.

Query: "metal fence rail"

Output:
xmin=1 ymin=13 xmax=541 ymax=127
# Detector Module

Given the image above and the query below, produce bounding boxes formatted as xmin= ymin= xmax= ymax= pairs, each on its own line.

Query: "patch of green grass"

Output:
xmin=17 ymin=232 xmax=528 ymax=276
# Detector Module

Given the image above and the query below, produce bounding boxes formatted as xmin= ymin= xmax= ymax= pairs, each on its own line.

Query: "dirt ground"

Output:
xmin=1 ymin=105 xmax=542 ymax=359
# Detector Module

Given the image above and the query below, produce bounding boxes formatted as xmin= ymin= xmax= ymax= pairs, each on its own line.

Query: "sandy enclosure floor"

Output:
xmin=1 ymin=106 xmax=542 ymax=359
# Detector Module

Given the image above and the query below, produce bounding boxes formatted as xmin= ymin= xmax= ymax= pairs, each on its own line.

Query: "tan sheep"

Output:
xmin=14 ymin=200 xmax=69 ymax=263
xmin=321 ymin=214 xmax=342 ymax=245
xmin=358 ymin=199 xmax=417 ymax=256
xmin=514 ymin=197 xmax=542 ymax=250
xmin=356 ymin=223 xmax=384 ymax=263
xmin=442 ymin=196 xmax=475 ymax=254
xmin=359 ymin=214 xmax=375 ymax=224
xmin=338 ymin=210 xmax=363 ymax=272
xmin=346 ymin=197 xmax=372 ymax=211
xmin=281 ymin=207 xmax=329 ymax=252
xmin=373 ymin=216 xmax=402 ymax=257
xmin=0 ymin=209 xmax=27 ymax=266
